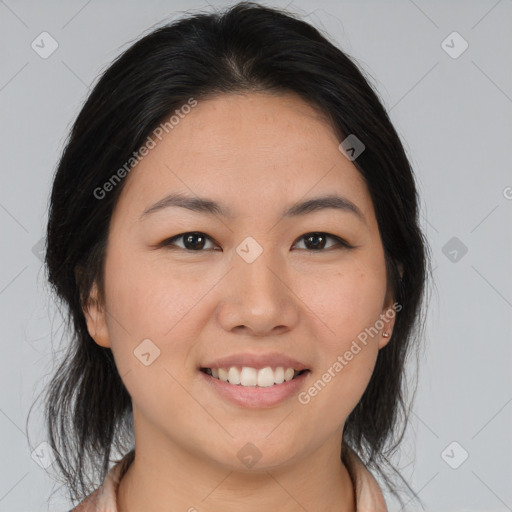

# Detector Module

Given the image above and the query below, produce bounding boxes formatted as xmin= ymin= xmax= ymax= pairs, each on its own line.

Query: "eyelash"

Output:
xmin=159 ymin=231 xmax=354 ymax=252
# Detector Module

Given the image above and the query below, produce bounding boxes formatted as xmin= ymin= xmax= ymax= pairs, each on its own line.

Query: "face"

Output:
xmin=84 ymin=92 xmax=396 ymax=473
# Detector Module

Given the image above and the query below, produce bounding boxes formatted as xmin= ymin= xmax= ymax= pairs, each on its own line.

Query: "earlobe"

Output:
xmin=378 ymin=299 xmax=398 ymax=349
xmin=82 ymin=281 xmax=111 ymax=348
xmin=378 ymin=263 xmax=403 ymax=348
xmin=379 ymin=329 xmax=392 ymax=349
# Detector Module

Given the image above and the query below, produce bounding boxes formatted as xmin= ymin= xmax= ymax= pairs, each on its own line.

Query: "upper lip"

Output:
xmin=200 ymin=353 xmax=309 ymax=371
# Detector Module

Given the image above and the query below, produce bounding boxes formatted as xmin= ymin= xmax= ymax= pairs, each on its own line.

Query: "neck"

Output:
xmin=117 ymin=426 xmax=355 ymax=512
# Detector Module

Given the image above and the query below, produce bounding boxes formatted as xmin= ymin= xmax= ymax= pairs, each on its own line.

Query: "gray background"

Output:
xmin=1 ymin=0 xmax=511 ymax=510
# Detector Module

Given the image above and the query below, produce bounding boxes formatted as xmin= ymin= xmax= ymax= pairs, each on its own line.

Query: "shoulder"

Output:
xmin=69 ymin=487 xmax=103 ymax=511
xmin=69 ymin=450 xmax=135 ymax=512
xmin=343 ymin=445 xmax=388 ymax=512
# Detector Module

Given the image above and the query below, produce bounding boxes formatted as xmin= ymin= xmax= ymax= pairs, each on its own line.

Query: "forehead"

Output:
xmin=169 ymin=92 xmax=340 ymax=158
xmin=113 ymin=92 xmax=374 ymax=225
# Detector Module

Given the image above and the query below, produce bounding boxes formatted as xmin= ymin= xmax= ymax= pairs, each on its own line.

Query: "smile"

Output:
xmin=200 ymin=366 xmax=308 ymax=387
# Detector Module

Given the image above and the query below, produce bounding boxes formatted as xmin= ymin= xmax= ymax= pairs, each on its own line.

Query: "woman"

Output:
xmin=40 ymin=2 xmax=430 ymax=510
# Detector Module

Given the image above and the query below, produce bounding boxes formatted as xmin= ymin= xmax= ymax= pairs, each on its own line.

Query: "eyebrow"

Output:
xmin=140 ymin=192 xmax=365 ymax=224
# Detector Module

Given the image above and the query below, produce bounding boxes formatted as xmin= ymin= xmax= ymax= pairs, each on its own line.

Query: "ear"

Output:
xmin=378 ymin=263 xmax=403 ymax=349
xmin=82 ymin=280 xmax=111 ymax=348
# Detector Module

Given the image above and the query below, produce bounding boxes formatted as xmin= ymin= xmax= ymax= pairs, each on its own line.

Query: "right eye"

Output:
xmin=160 ymin=232 xmax=220 ymax=251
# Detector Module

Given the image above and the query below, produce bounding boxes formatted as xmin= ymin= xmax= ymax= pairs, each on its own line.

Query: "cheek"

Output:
xmin=298 ymin=260 xmax=387 ymax=346
xmin=297 ymin=269 xmax=383 ymax=425
xmin=104 ymin=243 xmax=209 ymax=339
xmin=100 ymin=246 xmax=206 ymax=423
xmin=100 ymin=242 xmax=212 ymax=392
xmin=293 ymin=257 xmax=385 ymax=421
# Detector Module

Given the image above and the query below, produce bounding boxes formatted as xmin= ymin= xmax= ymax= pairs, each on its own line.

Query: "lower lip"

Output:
xmin=199 ymin=370 xmax=310 ymax=408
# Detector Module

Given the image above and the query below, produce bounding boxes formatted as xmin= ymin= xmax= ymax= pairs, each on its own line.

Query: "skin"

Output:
xmin=83 ymin=92 xmax=397 ymax=512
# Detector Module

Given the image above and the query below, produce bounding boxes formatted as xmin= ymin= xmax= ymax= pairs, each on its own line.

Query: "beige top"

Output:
xmin=71 ymin=447 xmax=387 ymax=511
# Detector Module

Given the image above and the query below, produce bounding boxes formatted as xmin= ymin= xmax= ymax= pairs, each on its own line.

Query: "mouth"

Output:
xmin=200 ymin=366 xmax=309 ymax=387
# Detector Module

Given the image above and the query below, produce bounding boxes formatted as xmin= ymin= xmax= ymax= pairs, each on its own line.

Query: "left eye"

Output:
xmin=293 ymin=232 xmax=350 ymax=251
xmin=160 ymin=231 xmax=351 ymax=251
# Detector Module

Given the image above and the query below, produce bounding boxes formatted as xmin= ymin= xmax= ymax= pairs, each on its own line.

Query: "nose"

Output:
xmin=215 ymin=247 xmax=300 ymax=337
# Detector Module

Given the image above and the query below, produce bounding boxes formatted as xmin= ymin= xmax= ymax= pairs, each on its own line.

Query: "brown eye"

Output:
xmin=160 ymin=231 xmax=352 ymax=252
xmin=162 ymin=232 xmax=217 ymax=251
xmin=294 ymin=232 xmax=351 ymax=251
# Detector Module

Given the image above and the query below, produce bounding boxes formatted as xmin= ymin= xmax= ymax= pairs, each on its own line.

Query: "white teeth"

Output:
xmin=257 ymin=367 xmax=275 ymax=387
xmin=218 ymin=368 xmax=228 ymax=382
xmin=274 ymin=366 xmax=284 ymax=384
xmin=228 ymin=367 xmax=241 ymax=385
xmin=206 ymin=366 xmax=304 ymax=387
xmin=240 ymin=367 xmax=257 ymax=386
